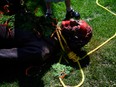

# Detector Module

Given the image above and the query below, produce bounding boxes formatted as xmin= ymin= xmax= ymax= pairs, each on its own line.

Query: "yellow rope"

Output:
xmin=58 ymin=28 xmax=68 ymax=46
xmin=55 ymin=27 xmax=85 ymax=87
xmin=59 ymin=32 xmax=116 ymax=87
xmin=96 ymin=0 xmax=116 ymax=16
xmin=59 ymin=56 xmax=85 ymax=87
xmin=55 ymin=1 xmax=116 ymax=86
xmin=75 ymin=61 xmax=85 ymax=87
xmin=56 ymin=29 xmax=65 ymax=51
xmin=81 ymin=33 xmax=116 ymax=60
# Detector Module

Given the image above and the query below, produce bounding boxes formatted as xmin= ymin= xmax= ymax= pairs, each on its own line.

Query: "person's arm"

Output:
xmin=0 ymin=48 xmax=18 ymax=59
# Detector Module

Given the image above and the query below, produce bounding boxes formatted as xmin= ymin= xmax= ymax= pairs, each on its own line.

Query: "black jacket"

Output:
xmin=0 ymin=24 xmax=56 ymax=64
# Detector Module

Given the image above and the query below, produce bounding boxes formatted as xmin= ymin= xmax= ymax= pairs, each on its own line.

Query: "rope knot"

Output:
xmin=67 ymin=51 xmax=80 ymax=62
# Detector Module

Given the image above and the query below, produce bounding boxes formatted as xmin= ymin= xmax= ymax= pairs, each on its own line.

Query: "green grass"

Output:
xmin=0 ymin=0 xmax=116 ymax=87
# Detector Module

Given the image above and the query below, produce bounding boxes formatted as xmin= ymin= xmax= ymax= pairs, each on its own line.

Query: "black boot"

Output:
xmin=65 ymin=9 xmax=80 ymax=20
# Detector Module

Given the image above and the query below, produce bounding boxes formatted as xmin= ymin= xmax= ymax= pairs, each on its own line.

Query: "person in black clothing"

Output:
xmin=0 ymin=15 xmax=57 ymax=66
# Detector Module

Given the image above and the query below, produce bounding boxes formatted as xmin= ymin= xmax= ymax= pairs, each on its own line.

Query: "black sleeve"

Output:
xmin=0 ymin=39 xmax=55 ymax=63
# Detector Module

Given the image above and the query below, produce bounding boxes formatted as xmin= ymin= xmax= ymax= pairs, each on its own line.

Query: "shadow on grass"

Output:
xmin=0 ymin=49 xmax=90 ymax=87
xmin=0 ymin=59 xmax=45 ymax=87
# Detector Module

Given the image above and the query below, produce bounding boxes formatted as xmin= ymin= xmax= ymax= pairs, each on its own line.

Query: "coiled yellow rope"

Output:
xmin=55 ymin=26 xmax=85 ymax=87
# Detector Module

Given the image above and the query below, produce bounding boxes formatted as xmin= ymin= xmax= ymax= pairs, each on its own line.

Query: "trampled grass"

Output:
xmin=0 ymin=0 xmax=116 ymax=87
